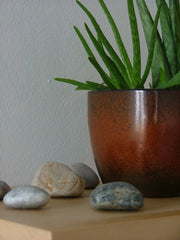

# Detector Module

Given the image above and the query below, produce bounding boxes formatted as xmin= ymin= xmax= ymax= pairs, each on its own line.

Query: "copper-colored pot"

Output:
xmin=88 ymin=90 xmax=180 ymax=197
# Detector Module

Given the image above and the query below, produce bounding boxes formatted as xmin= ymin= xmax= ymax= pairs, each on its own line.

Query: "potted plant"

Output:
xmin=55 ymin=0 xmax=180 ymax=197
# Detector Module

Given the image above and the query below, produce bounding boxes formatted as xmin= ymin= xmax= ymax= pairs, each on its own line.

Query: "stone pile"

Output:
xmin=0 ymin=162 xmax=144 ymax=211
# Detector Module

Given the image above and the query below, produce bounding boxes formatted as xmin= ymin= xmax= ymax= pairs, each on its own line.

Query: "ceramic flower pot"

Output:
xmin=88 ymin=89 xmax=180 ymax=197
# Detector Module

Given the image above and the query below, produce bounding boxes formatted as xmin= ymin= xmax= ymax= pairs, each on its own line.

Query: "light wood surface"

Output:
xmin=0 ymin=190 xmax=180 ymax=240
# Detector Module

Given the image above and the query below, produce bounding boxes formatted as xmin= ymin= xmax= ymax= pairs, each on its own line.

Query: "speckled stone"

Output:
xmin=0 ymin=180 xmax=11 ymax=200
xmin=71 ymin=163 xmax=100 ymax=189
xmin=31 ymin=162 xmax=85 ymax=197
xmin=3 ymin=186 xmax=50 ymax=209
xmin=90 ymin=182 xmax=144 ymax=210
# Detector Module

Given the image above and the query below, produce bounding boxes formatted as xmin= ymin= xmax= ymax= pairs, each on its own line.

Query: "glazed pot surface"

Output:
xmin=88 ymin=90 xmax=180 ymax=197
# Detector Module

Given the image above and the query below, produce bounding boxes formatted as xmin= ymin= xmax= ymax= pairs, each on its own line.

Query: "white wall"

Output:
xmin=0 ymin=0 xmax=156 ymax=187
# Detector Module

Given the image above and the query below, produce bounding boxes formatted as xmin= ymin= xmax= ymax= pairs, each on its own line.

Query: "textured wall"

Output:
xmin=0 ymin=0 xmax=156 ymax=186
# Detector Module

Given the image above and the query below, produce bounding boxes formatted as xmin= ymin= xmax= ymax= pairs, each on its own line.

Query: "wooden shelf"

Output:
xmin=0 ymin=190 xmax=180 ymax=240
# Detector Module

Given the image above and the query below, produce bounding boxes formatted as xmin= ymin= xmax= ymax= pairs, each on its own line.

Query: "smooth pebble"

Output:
xmin=0 ymin=180 xmax=11 ymax=200
xmin=71 ymin=162 xmax=99 ymax=189
xmin=3 ymin=186 xmax=50 ymax=209
xmin=90 ymin=182 xmax=144 ymax=210
xmin=31 ymin=162 xmax=85 ymax=197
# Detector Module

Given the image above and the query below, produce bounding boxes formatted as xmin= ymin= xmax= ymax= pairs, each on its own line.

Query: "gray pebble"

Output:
xmin=71 ymin=163 xmax=99 ymax=189
xmin=3 ymin=186 xmax=50 ymax=209
xmin=0 ymin=180 xmax=11 ymax=200
xmin=90 ymin=182 xmax=144 ymax=210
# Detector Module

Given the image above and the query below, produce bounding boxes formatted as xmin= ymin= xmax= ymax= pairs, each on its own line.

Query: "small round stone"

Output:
xmin=0 ymin=180 xmax=11 ymax=200
xmin=3 ymin=186 xmax=50 ymax=209
xmin=71 ymin=163 xmax=100 ymax=189
xmin=90 ymin=182 xmax=144 ymax=210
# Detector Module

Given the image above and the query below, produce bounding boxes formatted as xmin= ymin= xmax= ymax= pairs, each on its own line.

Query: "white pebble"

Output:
xmin=3 ymin=186 xmax=50 ymax=209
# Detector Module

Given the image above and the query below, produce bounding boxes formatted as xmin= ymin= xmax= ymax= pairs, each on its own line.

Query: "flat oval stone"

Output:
xmin=90 ymin=182 xmax=144 ymax=210
xmin=3 ymin=186 xmax=50 ymax=209
xmin=31 ymin=162 xmax=85 ymax=197
xmin=71 ymin=163 xmax=100 ymax=189
xmin=0 ymin=180 xmax=11 ymax=200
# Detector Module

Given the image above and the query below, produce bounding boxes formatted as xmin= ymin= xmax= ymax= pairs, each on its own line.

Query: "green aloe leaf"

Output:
xmin=88 ymin=57 xmax=115 ymax=89
xmin=137 ymin=0 xmax=171 ymax=88
xmin=127 ymin=0 xmax=141 ymax=86
xmin=138 ymin=4 xmax=161 ymax=88
xmin=76 ymin=0 xmax=130 ymax=87
xmin=169 ymin=0 xmax=176 ymax=41
xmin=97 ymin=33 xmax=104 ymax=49
xmin=159 ymin=66 xmax=168 ymax=84
xmin=54 ymin=78 xmax=98 ymax=90
xmin=156 ymin=0 xmax=177 ymax=76
xmin=74 ymin=26 xmax=94 ymax=58
xmin=169 ymin=0 xmax=180 ymax=70
xmin=76 ymin=81 xmax=108 ymax=90
xmin=85 ymin=81 xmax=109 ymax=90
xmin=85 ymin=23 xmax=126 ymax=89
xmin=174 ymin=0 xmax=180 ymax=25
xmin=98 ymin=0 xmax=133 ymax=83
xmin=172 ymin=0 xmax=180 ymax=67
xmin=156 ymin=70 xmax=180 ymax=89
xmin=74 ymin=26 xmax=114 ymax=88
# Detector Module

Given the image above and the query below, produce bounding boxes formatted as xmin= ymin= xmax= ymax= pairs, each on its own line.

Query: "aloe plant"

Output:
xmin=55 ymin=0 xmax=162 ymax=90
xmin=137 ymin=0 xmax=180 ymax=89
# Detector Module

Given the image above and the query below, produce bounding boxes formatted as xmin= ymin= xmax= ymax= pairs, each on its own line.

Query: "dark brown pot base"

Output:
xmin=101 ymin=175 xmax=180 ymax=198
xmin=88 ymin=90 xmax=180 ymax=198
xmin=98 ymin=166 xmax=180 ymax=197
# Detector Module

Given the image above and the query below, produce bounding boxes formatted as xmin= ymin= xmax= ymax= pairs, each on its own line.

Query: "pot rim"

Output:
xmin=88 ymin=89 xmax=180 ymax=94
